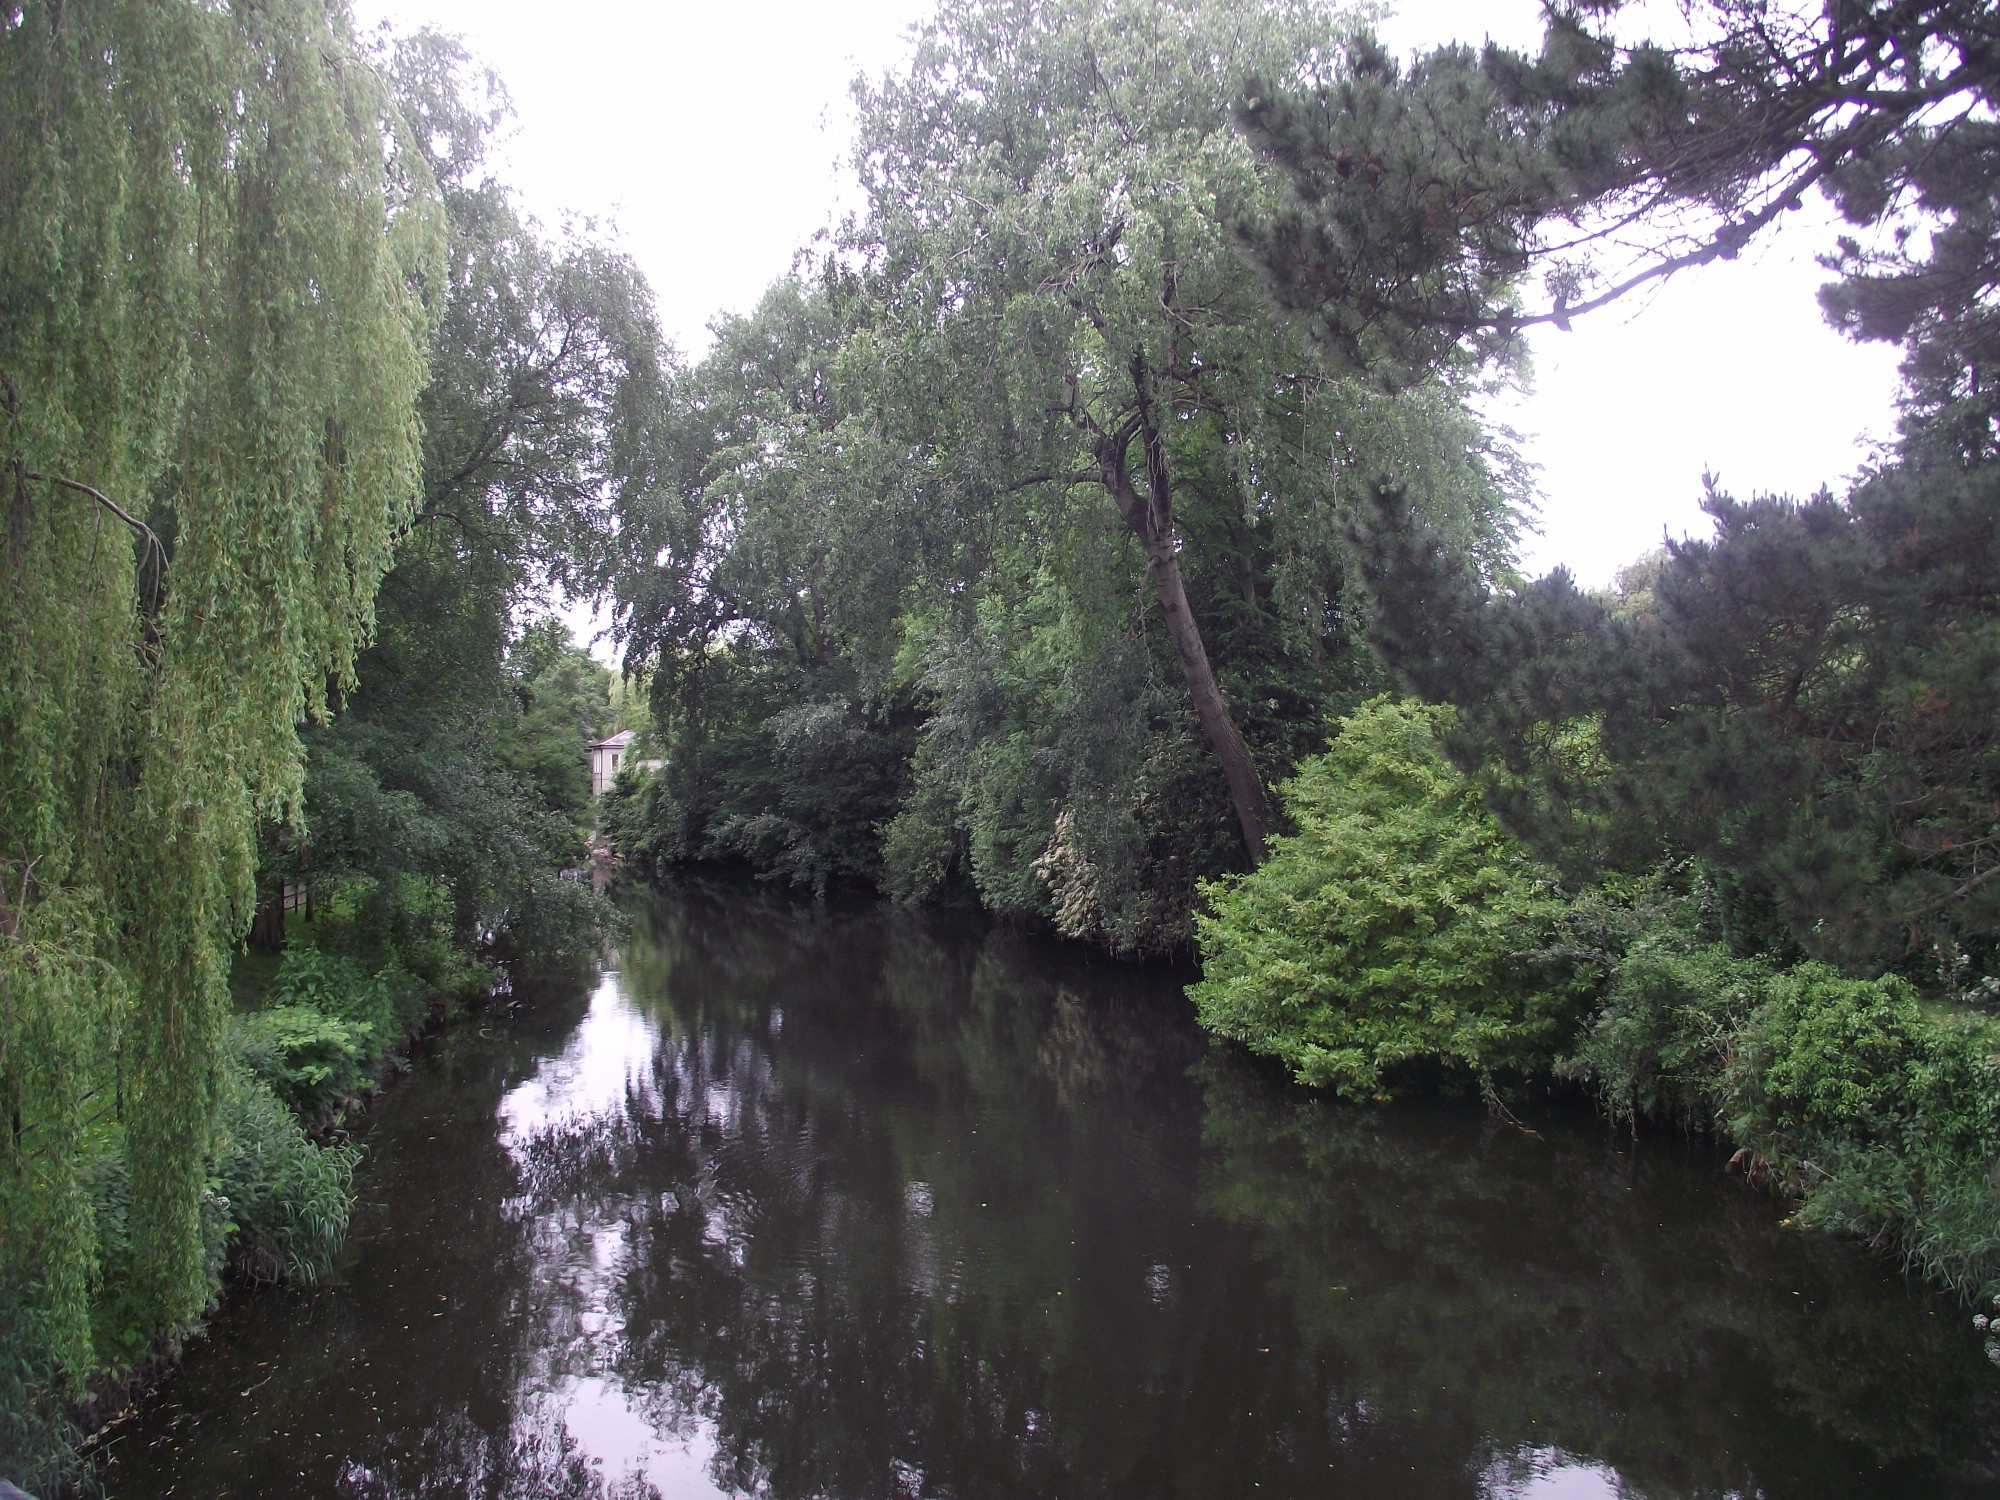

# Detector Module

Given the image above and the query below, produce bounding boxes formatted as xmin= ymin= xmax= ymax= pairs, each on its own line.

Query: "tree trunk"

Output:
xmin=1099 ymin=365 xmax=1270 ymax=862
xmin=1145 ymin=530 xmax=1269 ymax=861
xmin=249 ymin=881 xmax=286 ymax=950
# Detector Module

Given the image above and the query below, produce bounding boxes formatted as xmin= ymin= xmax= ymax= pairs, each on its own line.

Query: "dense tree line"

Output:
xmin=1196 ymin=0 xmax=2000 ymax=1308
xmin=605 ymin=0 xmax=1519 ymax=953
xmin=598 ymin=0 xmax=2000 ymax=1318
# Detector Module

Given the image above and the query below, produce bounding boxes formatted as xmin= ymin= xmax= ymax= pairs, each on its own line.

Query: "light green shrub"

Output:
xmin=1191 ymin=697 xmax=1589 ymax=1097
xmin=1561 ymin=917 xmax=2000 ymax=1299
xmin=1558 ymin=918 xmax=1769 ymax=1126
xmin=1733 ymin=969 xmax=2000 ymax=1294
xmin=233 ymin=1004 xmax=372 ymax=1120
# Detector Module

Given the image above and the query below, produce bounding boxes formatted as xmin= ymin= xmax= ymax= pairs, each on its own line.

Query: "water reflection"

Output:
xmin=108 ymin=884 xmax=2000 ymax=1498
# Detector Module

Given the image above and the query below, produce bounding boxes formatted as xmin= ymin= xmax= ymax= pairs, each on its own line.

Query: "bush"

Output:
xmin=1557 ymin=912 xmax=1769 ymax=1127
xmin=210 ymin=1072 xmax=360 ymax=1286
xmin=233 ymin=1004 xmax=373 ymax=1120
xmin=1733 ymin=968 xmax=2000 ymax=1294
xmin=80 ymin=1146 xmax=231 ymax=1370
xmin=1191 ymin=698 xmax=1589 ymax=1097
xmin=0 ymin=1264 xmax=86 ymax=1496
xmin=291 ymin=872 xmax=490 ymax=1012
xmin=1558 ymin=906 xmax=2000 ymax=1299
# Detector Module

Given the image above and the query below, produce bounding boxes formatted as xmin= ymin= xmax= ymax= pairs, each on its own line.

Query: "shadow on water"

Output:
xmin=104 ymin=881 xmax=2000 ymax=1498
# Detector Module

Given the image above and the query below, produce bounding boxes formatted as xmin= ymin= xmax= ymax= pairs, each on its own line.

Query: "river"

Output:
xmin=105 ymin=883 xmax=2000 ymax=1497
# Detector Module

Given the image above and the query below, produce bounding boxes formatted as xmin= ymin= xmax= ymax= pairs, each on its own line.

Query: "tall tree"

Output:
xmin=0 ymin=0 xmax=440 ymax=1428
xmin=841 ymin=0 xmax=1517 ymax=860
xmin=280 ymin=31 xmax=671 ymax=959
xmin=1224 ymin=0 xmax=2000 ymax=971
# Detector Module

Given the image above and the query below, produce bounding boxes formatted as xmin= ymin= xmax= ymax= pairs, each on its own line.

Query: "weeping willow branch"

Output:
xmin=23 ymin=468 xmax=169 ymax=604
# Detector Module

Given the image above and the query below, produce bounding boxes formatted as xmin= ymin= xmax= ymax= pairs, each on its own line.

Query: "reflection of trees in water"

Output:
xmin=506 ymin=889 xmax=1232 ymax=1496
xmin=328 ymin=973 xmax=681 ymax=1500
xmin=339 ymin=1401 xmax=664 ymax=1500
xmin=1196 ymin=1062 xmax=2000 ymax=1498
xmin=489 ymin=890 xmax=2000 ymax=1499
xmin=123 ymin=891 xmax=2000 ymax=1497
xmin=106 ymin=964 xmax=689 ymax=1499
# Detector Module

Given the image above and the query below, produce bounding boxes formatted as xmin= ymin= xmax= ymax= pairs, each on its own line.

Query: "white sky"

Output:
xmin=356 ymin=0 xmax=1903 ymax=601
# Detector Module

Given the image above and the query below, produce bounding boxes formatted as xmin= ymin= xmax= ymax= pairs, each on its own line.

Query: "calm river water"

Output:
xmin=107 ymin=884 xmax=2000 ymax=1498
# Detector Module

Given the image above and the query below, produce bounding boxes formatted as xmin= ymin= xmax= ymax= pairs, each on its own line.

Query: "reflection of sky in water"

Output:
xmin=499 ymin=969 xmax=659 ymax=1139
xmin=495 ymin=968 xmax=731 ymax=1498
xmin=557 ymin=1375 xmax=725 ymax=1499
xmin=104 ymin=891 xmax=2000 ymax=1499
xmin=486 ymin=966 xmax=1656 ymax=1500
xmin=1483 ymin=1448 xmax=1627 ymax=1499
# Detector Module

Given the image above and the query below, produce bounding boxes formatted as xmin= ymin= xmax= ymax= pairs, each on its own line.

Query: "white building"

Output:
xmin=589 ymin=730 xmax=635 ymax=797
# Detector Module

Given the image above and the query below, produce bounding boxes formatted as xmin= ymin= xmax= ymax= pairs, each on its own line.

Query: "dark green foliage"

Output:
xmin=234 ymin=1005 xmax=374 ymax=1122
xmin=1236 ymin=31 xmax=1595 ymax=381
xmin=1191 ymin=698 xmax=1589 ymax=1094
xmin=1238 ymin=3 xmax=2000 ymax=430
xmin=1347 ymin=463 xmax=2000 ymax=971
xmin=644 ymin=648 xmax=918 ymax=896
xmin=1554 ymin=893 xmax=1765 ymax=1128
xmin=598 ymin=762 xmax=686 ymax=877
xmin=1562 ymin=908 xmax=2000 ymax=1300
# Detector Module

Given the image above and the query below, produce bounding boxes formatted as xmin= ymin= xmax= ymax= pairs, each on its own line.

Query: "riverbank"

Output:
xmin=4 ymin=874 xmax=510 ymax=1497
xmin=1192 ymin=699 xmax=2000 ymax=1332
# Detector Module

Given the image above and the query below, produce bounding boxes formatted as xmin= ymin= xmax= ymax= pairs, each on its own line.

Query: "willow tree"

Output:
xmin=0 ymin=0 xmax=439 ymax=1431
xmin=844 ymin=0 xmax=1518 ymax=862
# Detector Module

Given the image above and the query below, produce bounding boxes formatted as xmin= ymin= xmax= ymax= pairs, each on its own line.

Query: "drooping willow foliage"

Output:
xmin=0 ymin=0 xmax=441 ymax=1424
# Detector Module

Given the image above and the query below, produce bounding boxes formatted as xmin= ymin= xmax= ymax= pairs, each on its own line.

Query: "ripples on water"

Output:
xmin=107 ymin=884 xmax=2000 ymax=1498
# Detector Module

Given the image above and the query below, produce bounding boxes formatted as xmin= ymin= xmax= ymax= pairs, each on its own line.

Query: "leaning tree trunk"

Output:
xmin=1097 ymin=361 xmax=1270 ymax=863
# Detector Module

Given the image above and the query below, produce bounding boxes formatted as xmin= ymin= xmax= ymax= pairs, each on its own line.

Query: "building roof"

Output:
xmin=591 ymin=730 xmax=636 ymax=749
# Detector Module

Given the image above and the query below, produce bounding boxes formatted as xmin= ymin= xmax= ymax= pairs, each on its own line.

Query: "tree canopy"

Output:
xmin=606 ymin=0 xmax=1526 ymax=948
xmin=835 ymin=0 xmax=1521 ymax=858
xmin=1236 ymin=0 xmax=2000 ymax=434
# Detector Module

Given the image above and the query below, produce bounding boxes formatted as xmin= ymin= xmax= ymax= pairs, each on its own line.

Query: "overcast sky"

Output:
xmin=356 ymin=0 xmax=1904 ymax=599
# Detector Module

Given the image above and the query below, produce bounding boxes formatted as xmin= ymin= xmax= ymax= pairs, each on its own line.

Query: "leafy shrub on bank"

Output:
xmin=0 ymin=1263 xmax=86 ymax=1496
xmin=227 ymin=872 xmax=506 ymax=1151
xmin=1562 ymin=914 xmax=2000 ymax=1299
xmin=80 ymin=1145 xmax=231 ymax=1371
xmin=210 ymin=1071 xmax=360 ymax=1286
xmin=234 ymin=1004 xmax=374 ymax=1120
xmin=1191 ymin=698 xmax=1589 ymax=1097
xmin=74 ymin=1067 xmax=359 ymax=1387
xmin=1556 ymin=908 xmax=1768 ymax=1127
xmin=293 ymin=872 xmax=494 ymax=1014
xmin=1735 ymin=968 xmax=2000 ymax=1295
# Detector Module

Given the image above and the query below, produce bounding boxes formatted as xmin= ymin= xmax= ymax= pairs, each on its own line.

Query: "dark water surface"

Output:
xmin=108 ymin=886 xmax=2000 ymax=1498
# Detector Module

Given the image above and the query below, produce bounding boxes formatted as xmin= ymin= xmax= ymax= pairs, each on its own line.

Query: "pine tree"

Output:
xmin=1347 ymin=464 xmax=2000 ymax=972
